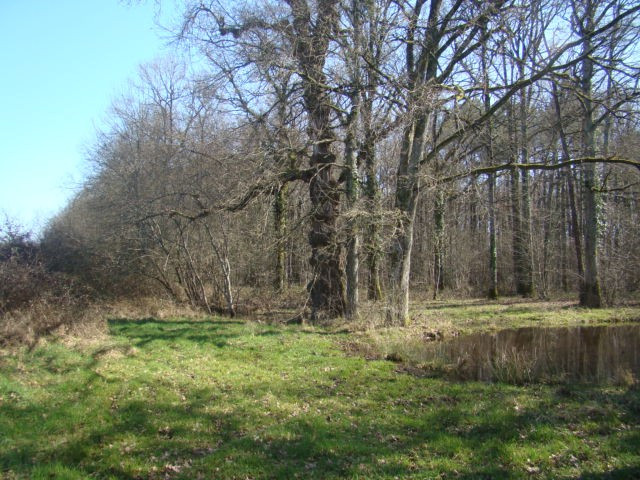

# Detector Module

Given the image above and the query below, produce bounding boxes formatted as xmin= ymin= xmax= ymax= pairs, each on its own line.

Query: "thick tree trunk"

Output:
xmin=343 ymin=0 xmax=364 ymax=319
xmin=308 ymin=149 xmax=346 ymax=320
xmin=581 ymin=164 xmax=601 ymax=307
xmin=345 ymin=236 xmax=359 ymax=318
xmin=578 ymin=0 xmax=602 ymax=308
xmin=366 ymin=226 xmax=383 ymax=301
xmin=286 ymin=0 xmax=346 ymax=320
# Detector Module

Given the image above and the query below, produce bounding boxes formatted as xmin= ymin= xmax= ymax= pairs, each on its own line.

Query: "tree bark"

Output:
xmin=308 ymin=152 xmax=346 ymax=320
xmin=363 ymin=134 xmax=383 ymax=301
xmin=488 ymin=173 xmax=499 ymax=299
xmin=510 ymin=164 xmax=523 ymax=293
xmin=517 ymin=79 xmax=534 ymax=296
xmin=345 ymin=98 xmax=360 ymax=319
xmin=577 ymin=0 xmax=602 ymax=307
xmin=519 ymin=169 xmax=535 ymax=296
xmin=287 ymin=0 xmax=346 ymax=320
xmin=273 ymin=185 xmax=288 ymax=291
xmin=388 ymin=114 xmax=428 ymax=325
xmin=552 ymin=83 xmax=585 ymax=284
xmin=560 ymin=180 xmax=569 ymax=292
xmin=482 ymin=36 xmax=498 ymax=300
xmin=432 ymin=189 xmax=445 ymax=299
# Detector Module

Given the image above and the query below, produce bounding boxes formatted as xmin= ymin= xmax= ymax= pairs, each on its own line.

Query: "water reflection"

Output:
xmin=427 ymin=325 xmax=640 ymax=383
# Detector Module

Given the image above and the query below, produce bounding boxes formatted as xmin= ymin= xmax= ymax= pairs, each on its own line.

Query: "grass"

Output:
xmin=0 ymin=301 xmax=639 ymax=479
xmin=408 ymin=297 xmax=640 ymax=334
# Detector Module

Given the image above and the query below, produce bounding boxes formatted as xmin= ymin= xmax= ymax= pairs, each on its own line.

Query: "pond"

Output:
xmin=424 ymin=324 xmax=640 ymax=384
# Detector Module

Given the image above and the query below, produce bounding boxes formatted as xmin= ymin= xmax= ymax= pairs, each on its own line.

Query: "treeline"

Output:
xmin=24 ymin=0 xmax=640 ymax=324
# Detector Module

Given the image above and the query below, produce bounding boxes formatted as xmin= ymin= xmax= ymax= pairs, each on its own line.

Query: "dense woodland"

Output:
xmin=3 ymin=0 xmax=640 ymax=327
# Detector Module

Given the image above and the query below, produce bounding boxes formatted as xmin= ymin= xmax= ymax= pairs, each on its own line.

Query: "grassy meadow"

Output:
xmin=1 ymin=299 xmax=639 ymax=479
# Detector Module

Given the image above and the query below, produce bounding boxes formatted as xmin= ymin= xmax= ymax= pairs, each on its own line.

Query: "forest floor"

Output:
xmin=0 ymin=299 xmax=639 ymax=479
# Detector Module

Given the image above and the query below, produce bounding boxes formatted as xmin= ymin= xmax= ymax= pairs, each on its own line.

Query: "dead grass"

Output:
xmin=0 ymin=296 xmax=215 ymax=351
xmin=103 ymin=296 xmax=210 ymax=321
xmin=0 ymin=298 xmax=98 ymax=347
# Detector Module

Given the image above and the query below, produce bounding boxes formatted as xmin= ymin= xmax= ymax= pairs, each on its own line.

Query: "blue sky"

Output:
xmin=0 ymin=1 xmax=178 ymax=233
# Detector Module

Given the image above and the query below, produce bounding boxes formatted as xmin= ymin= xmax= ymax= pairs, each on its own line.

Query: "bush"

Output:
xmin=0 ymin=220 xmax=91 ymax=345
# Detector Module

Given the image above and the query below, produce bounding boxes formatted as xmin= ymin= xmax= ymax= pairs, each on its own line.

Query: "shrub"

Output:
xmin=0 ymin=220 xmax=91 ymax=345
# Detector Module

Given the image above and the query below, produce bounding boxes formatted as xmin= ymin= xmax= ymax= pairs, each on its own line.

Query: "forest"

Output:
xmin=3 ymin=0 xmax=639 ymax=327
xmin=1 ymin=1 xmax=640 ymax=477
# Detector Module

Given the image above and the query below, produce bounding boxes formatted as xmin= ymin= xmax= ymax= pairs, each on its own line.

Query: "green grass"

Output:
xmin=409 ymin=298 xmax=640 ymax=334
xmin=1 ymin=310 xmax=639 ymax=479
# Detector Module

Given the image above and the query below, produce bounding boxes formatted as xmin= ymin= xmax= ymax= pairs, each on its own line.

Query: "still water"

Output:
xmin=426 ymin=324 xmax=640 ymax=383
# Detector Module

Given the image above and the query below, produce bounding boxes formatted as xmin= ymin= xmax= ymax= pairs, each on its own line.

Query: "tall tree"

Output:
xmin=568 ymin=0 xmax=640 ymax=306
xmin=387 ymin=0 xmax=513 ymax=324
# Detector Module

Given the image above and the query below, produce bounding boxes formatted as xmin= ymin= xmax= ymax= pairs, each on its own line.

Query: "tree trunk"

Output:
xmin=540 ymin=172 xmax=555 ymax=297
xmin=578 ymin=0 xmax=602 ymax=308
xmin=519 ymin=169 xmax=535 ymax=296
xmin=511 ymin=165 xmax=523 ymax=293
xmin=344 ymin=0 xmax=363 ymax=319
xmin=308 ymin=150 xmax=346 ymax=320
xmin=567 ymin=167 xmax=585 ymax=282
xmin=488 ymin=172 xmax=499 ymax=299
xmin=204 ymin=223 xmax=235 ymax=317
xmin=388 ymin=115 xmax=428 ymax=325
xmin=344 ymin=99 xmax=360 ymax=319
xmin=287 ymin=0 xmax=346 ymax=320
xmin=482 ymin=38 xmax=498 ymax=300
xmin=388 ymin=202 xmax=417 ymax=326
xmin=581 ymin=166 xmax=601 ymax=307
xmin=518 ymin=83 xmax=534 ymax=296
xmin=552 ymin=83 xmax=585 ymax=284
xmin=274 ymin=185 xmax=288 ymax=292
xmin=345 ymin=235 xmax=359 ymax=318
xmin=363 ymin=117 xmax=383 ymax=301
xmin=432 ymin=189 xmax=445 ymax=299
xmin=560 ymin=180 xmax=569 ymax=292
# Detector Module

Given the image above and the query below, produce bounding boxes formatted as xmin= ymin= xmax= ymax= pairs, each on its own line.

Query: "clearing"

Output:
xmin=1 ymin=299 xmax=639 ymax=479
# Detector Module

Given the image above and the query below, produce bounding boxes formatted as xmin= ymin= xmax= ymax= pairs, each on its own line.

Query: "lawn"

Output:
xmin=0 ymin=302 xmax=639 ymax=479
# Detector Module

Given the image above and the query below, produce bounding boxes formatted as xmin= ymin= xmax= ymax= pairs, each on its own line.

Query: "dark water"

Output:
xmin=427 ymin=325 xmax=640 ymax=383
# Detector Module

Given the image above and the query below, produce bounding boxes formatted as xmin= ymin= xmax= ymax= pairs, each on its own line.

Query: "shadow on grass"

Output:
xmin=1 ymin=318 xmax=639 ymax=479
xmin=4 ymin=380 xmax=638 ymax=479
xmin=107 ymin=317 xmax=245 ymax=348
xmin=578 ymin=466 xmax=640 ymax=479
xmin=0 ymin=385 xmax=497 ymax=478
